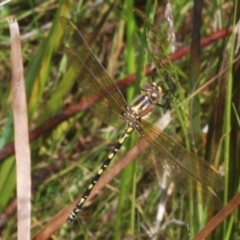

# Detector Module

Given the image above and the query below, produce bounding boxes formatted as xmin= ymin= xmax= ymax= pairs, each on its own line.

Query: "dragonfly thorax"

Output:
xmin=130 ymin=82 xmax=163 ymax=118
xmin=123 ymin=106 xmax=141 ymax=130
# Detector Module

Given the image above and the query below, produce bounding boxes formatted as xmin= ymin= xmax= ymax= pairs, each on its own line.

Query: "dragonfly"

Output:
xmin=61 ymin=14 xmax=223 ymax=223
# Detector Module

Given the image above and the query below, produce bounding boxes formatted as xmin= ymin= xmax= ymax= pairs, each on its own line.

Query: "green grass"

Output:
xmin=0 ymin=0 xmax=239 ymax=240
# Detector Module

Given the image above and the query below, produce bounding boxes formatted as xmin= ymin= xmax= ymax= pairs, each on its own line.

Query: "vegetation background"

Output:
xmin=0 ymin=0 xmax=239 ymax=239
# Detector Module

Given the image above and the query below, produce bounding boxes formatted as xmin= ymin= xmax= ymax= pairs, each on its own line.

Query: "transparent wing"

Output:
xmin=137 ymin=119 xmax=223 ymax=209
xmin=133 ymin=8 xmax=176 ymax=80
xmin=132 ymin=8 xmax=189 ymax=122
xmin=61 ymin=17 xmax=127 ymax=128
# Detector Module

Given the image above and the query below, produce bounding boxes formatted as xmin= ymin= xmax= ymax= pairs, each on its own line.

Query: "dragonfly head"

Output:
xmin=141 ymin=81 xmax=163 ymax=104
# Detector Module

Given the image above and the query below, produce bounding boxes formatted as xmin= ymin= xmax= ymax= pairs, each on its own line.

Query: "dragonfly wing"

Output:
xmin=133 ymin=8 xmax=174 ymax=75
xmin=61 ymin=17 xmax=127 ymax=128
xmin=137 ymin=119 xmax=223 ymax=209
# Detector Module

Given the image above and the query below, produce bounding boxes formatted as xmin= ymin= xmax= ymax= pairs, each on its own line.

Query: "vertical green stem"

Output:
xmin=223 ymin=3 xmax=237 ymax=238
xmin=114 ymin=1 xmax=136 ymax=239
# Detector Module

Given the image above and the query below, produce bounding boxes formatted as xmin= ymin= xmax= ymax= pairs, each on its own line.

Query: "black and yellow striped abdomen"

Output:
xmin=68 ymin=126 xmax=134 ymax=223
